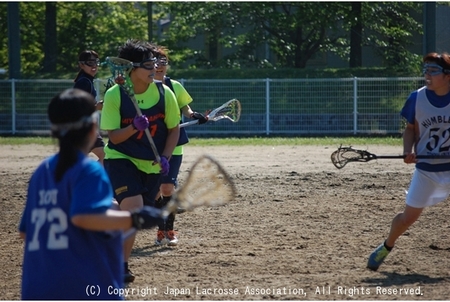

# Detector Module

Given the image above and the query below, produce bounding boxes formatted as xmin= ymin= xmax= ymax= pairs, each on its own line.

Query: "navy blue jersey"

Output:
xmin=74 ymin=71 xmax=97 ymax=99
xmin=107 ymin=83 xmax=167 ymax=160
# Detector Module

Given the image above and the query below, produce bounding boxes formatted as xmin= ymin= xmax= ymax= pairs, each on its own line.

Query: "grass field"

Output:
xmin=0 ymin=136 xmax=404 ymax=147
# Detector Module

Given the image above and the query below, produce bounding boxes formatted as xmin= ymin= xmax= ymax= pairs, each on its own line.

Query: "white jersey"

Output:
xmin=415 ymin=86 xmax=450 ymax=167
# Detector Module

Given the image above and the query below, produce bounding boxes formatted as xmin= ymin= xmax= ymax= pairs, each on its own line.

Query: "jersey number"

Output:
xmin=28 ymin=208 xmax=68 ymax=251
xmin=136 ymin=124 xmax=157 ymax=139
xmin=426 ymin=128 xmax=450 ymax=152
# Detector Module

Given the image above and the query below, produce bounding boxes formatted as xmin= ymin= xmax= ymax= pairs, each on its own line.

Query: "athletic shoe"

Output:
xmin=155 ymin=230 xmax=166 ymax=245
xmin=167 ymin=230 xmax=179 ymax=246
xmin=124 ymin=269 xmax=135 ymax=283
xmin=367 ymin=243 xmax=390 ymax=271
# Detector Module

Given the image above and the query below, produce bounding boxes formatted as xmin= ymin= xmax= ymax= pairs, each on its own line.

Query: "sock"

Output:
xmin=161 ymin=196 xmax=175 ymax=231
xmin=154 ymin=197 xmax=165 ymax=230
xmin=166 ymin=212 xmax=175 ymax=231
xmin=383 ymin=241 xmax=393 ymax=251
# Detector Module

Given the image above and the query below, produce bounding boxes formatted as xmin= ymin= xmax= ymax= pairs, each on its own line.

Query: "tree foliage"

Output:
xmin=161 ymin=2 xmax=422 ymax=70
xmin=0 ymin=2 xmax=425 ymax=77
xmin=362 ymin=2 xmax=422 ymax=69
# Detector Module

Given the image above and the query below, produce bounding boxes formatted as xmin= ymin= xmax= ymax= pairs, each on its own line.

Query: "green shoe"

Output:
xmin=367 ymin=243 xmax=390 ymax=271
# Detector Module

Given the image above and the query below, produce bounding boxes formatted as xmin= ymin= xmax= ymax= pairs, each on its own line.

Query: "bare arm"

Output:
xmin=181 ymin=105 xmax=194 ymax=119
xmin=403 ymin=122 xmax=416 ymax=163
xmin=71 ymin=209 xmax=133 ymax=231
xmin=162 ymin=125 xmax=180 ymax=158
xmin=107 ymin=126 xmax=138 ymax=145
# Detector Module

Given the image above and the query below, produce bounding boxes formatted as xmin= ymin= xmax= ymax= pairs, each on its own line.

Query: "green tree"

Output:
xmin=236 ymin=2 xmax=351 ymax=68
xmin=0 ymin=2 xmax=148 ymax=77
xmin=162 ymin=2 xmax=422 ymax=70
xmin=57 ymin=2 xmax=148 ymax=72
xmin=363 ymin=2 xmax=422 ymax=70
xmin=160 ymin=2 xmax=243 ymax=68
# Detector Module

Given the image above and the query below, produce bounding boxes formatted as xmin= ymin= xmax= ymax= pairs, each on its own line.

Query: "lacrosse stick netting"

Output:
xmin=331 ymin=146 xmax=380 ymax=169
xmin=180 ymin=99 xmax=241 ymax=128
xmin=162 ymin=154 xmax=237 ymax=217
xmin=208 ymin=98 xmax=241 ymax=123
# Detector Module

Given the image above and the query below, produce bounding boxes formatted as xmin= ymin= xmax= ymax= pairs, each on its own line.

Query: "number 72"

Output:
xmin=28 ymin=208 xmax=69 ymax=251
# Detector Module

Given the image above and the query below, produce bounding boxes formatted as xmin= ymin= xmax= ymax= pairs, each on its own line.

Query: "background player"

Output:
xmin=73 ymin=50 xmax=105 ymax=165
xmin=153 ymin=45 xmax=208 ymax=246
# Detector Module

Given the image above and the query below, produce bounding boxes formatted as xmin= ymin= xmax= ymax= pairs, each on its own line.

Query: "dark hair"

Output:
xmin=78 ymin=50 xmax=99 ymax=62
xmin=48 ymin=88 xmax=97 ymax=182
xmin=118 ymin=39 xmax=156 ymax=63
xmin=423 ymin=52 xmax=450 ymax=74
xmin=74 ymin=50 xmax=99 ymax=82
xmin=153 ymin=45 xmax=169 ymax=61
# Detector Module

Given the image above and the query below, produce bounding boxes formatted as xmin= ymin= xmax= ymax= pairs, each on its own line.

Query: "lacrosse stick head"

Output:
xmin=162 ymin=155 xmax=236 ymax=217
xmin=208 ymin=99 xmax=241 ymax=123
xmin=104 ymin=56 xmax=135 ymax=96
xmin=331 ymin=146 xmax=374 ymax=169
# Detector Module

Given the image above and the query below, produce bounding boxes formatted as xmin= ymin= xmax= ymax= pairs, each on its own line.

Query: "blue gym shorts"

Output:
xmin=104 ymin=158 xmax=161 ymax=206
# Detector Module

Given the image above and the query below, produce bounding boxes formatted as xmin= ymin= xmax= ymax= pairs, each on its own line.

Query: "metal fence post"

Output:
xmin=353 ymin=77 xmax=358 ymax=135
xmin=11 ymin=79 xmax=16 ymax=134
xmin=266 ymin=78 xmax=270 ymax=135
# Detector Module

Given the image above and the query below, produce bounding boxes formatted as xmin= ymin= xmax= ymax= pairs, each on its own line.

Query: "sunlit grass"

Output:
xmin=0 ymin=136 xmax=403 ymax=146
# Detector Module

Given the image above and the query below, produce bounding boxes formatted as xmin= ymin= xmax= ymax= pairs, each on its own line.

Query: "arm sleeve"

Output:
xmin=100 ymin=85 xmax=122 ymax=131
xmin=171 ymin=80 xmax=193 ymax=109
xmin=163 ymin=87 xmax=181 ymax=129
xmin=400 ymin=91 xmax=417 ymax=125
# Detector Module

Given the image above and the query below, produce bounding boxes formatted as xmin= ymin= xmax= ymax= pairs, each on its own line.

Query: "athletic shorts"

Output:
xmin=406 ymin=169 xmax=450 ymax=208
xmin=104 ymin=158 xmax=161 ymax=206
xmin=160 ymin=155 xmax=183 ymax=186
xmin=91 ymin=133 xmax=105 ymax=150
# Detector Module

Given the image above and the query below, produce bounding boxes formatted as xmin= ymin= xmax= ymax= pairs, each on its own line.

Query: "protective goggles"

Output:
xmin=422 ymin=63 xmax=450 ymax=76
xmin=157 ymin=56 xmax=168 ymax=66
xmin=132 ymin=57 xmax=157 ymax=70
xmin=79 ymin=59 xmax=100 ymax=67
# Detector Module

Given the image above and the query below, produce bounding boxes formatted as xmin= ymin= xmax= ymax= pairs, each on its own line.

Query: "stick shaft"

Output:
xmin=128 ymin=94 xmax=161 ymax=162
xmin=180 ymin=119 xmax=199 ymax=128
xmin=376 ymin=155 xmax=450 ymax=159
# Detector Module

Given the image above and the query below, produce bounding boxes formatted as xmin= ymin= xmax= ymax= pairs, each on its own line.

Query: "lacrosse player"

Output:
xmin=100 ymin=40 xmax=180 ymax=283
xmin=19 ymin=88 xmax=164 ymax=299
xmin=367 ymin=52 xmax=450 ymax=271
xmin=73 ymin=50 xmax=105 ymax=165
xmin=152 ymin=45 xmax=208 ymax=246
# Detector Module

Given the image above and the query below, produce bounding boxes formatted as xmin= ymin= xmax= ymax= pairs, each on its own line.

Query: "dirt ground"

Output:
xmin=1 ymin=143 xmax=450 ymax=300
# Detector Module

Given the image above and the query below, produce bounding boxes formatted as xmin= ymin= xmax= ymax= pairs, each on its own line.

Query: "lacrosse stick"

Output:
xmin=180 ymin=99 xmax=241 ymax=128
xmin=331 ymin=145 xmax=450 ymax=169
xmin=104 ymin=56 xmax=161 ymax=163
xmin=123 ymin=154 xmax=236 ymax=239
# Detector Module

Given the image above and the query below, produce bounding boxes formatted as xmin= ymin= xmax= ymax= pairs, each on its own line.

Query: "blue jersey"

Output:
xmin=19 ymin=152 xmax=124 ymax=300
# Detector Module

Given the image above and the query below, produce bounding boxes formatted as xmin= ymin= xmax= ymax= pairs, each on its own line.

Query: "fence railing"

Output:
xmin=0 ymin=77 xmax=425 ymax=136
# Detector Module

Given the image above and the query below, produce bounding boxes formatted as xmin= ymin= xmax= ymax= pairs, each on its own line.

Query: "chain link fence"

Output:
xmin=0 ymin=77 xmax=424 ymax=136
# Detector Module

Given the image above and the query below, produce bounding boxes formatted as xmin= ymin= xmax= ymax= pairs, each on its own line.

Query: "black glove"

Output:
xmin=130 ymin=206 xmax=164 ymax=230
xmin=191 ymin=112 xmax=208 ymax=125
